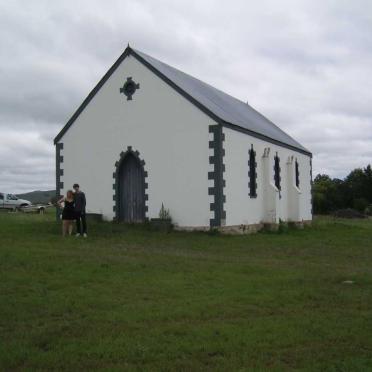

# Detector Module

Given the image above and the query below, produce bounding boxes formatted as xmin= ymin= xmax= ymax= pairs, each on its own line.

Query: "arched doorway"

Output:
xmin=118 ymin=153 xmax=146 ymax=222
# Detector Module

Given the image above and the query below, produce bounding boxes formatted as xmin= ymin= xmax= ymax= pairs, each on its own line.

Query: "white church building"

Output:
xmin=54 ymin=46 xmax=312 ymax=231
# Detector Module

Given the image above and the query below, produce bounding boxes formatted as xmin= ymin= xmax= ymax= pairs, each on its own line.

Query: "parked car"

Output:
xmin=0 ymin=193 xmax=31 ymax=210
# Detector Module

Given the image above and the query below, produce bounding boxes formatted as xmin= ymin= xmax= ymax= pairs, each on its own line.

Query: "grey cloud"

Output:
xmin=1 ymin=0 xmax=372 ymax=193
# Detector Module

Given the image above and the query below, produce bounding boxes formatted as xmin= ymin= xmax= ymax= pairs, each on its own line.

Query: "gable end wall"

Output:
xmin=58 ymin=55 xmax=216 ymax=227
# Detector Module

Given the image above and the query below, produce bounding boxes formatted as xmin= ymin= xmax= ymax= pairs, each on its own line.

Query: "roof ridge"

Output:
xmin=132 ymin=48 xmax=310 ymax=155
xmin=132 ymin=48 xmax=254 ymax=109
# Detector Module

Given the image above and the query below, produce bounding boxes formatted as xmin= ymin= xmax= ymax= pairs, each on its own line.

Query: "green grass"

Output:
xmin=1 ymin=211 xmax=372 ymax=371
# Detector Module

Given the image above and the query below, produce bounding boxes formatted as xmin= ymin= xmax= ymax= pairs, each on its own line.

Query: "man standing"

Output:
xmin=73 ymin=183 xmax=87 ymax=237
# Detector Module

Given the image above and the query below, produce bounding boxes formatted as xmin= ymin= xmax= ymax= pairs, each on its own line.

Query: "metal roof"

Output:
xmin=54 ymin=46 xmax=311 ymax=155
xmin=133 ymin=48 xmax=310 ymax=155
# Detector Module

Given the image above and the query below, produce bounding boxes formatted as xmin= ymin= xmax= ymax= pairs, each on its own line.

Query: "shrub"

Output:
xmin=333 ymin=209 xmax=366 ymax=219
xmin=353 ymin=198 xmax=369 ymax=213
xmin=365 ymin=205 xmax=372 ymax=216
xmin=159 ymin=203 xmax=171 ymax=220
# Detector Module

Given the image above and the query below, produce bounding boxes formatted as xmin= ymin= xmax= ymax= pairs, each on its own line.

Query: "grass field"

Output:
xmin=1 ymin=211 xmax=372 ymax=371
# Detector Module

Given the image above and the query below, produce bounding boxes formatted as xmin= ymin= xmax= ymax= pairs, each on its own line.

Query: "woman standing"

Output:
xmin=58 ymin=190 xmax=75 ymax=237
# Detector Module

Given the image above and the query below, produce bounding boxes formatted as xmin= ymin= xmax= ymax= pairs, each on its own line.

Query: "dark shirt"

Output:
xmin=74 ymin=191 xmax=86 ymax=213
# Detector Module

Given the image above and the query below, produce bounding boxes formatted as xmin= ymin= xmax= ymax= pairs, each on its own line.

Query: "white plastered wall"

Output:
xmin=57 ymin=54 xmax=215 ymax=227
xmin=223 ymin=126 xmax=312 ymax=225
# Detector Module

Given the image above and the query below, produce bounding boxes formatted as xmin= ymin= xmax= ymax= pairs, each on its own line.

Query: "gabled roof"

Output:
xmin=54 ymin=46 xmax=311 ymax=156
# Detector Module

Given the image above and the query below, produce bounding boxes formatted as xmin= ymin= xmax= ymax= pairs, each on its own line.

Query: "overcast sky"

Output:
xmin=1 ymin=0 xmax=372 ymax=193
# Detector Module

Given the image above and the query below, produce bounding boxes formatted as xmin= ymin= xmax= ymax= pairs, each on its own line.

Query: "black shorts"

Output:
xmin=62 ymin=210 xmax=75 ymax=220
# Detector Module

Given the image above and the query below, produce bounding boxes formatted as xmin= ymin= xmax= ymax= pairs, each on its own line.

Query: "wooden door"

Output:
xmin=119 ymin=153 xmax=145 ymax=222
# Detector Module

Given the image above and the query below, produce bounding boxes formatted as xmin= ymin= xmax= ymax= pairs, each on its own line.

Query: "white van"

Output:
xmin=0 ymin=193 xmax=31 ymax=210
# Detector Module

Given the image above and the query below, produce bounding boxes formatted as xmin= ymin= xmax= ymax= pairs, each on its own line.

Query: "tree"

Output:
xmin=313 ymin=174 xmax=343 ymax=213
xmin=312 ymin=164 xmax=372 ymax=214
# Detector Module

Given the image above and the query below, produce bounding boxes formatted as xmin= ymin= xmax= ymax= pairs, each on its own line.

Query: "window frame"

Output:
xmin=274 ymin=153 xmax=281 ymax=191
xmin=248 ymin=145 xmax=257 ymax=198
xmin=295 ymin=159 xmax=300 ymax=188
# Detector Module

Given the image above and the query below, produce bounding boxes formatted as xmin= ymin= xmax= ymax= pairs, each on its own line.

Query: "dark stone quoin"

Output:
xmin=208 ymin=125 xmax=226 ymax=228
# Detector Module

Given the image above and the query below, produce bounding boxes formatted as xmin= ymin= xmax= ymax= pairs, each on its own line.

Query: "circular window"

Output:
xmin=124 ymin=81 xmax=136 ymax=96
xmin=120 ymin=77 xmax=140 ymax=100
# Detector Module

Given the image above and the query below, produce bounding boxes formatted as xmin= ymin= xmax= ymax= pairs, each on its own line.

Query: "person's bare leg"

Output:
xmin=68 ymin=221 xmax=73 ymax=236
xmin=65 ymin=221 xmax=70 ymax=237
xmin=62 ymin=220 xmax=68 ymax=237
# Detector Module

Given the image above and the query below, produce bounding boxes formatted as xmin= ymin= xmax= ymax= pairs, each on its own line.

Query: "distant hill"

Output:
xmin=16 ymin=190 xmax=56 ymax=204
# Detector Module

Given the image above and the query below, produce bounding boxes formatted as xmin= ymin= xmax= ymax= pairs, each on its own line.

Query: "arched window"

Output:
xmin=274 ymin=153 xmax=281 ymax=190
xmin=295 ymin=159 xmax=300 ymax=188
xmin=248 ymin=145 xmax=257 ymax=198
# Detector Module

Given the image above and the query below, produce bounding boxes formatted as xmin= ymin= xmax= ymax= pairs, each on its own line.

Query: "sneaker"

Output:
xmin=83 ymin=233 xmax=88 ymax=238
xmin=75 ymin=233 xmax=81 ymax=237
